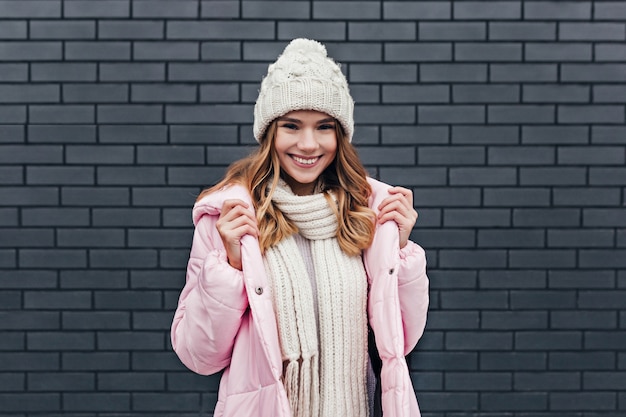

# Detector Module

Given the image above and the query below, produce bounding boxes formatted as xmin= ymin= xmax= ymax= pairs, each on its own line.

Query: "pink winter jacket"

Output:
xmin=171 ymin=177 xmax=430 ymax=417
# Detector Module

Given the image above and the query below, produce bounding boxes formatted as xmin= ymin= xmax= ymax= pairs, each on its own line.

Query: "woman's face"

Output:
xmin=274 ymin=110 xmax=338 ymax=195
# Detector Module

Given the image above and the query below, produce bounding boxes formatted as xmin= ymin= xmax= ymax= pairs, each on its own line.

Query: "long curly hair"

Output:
xmin=196 ymin=121 xmax=375 ymax=256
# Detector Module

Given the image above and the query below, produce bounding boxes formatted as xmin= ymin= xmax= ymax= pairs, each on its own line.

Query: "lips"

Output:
xmin=291 ymin=155 xmax=320 ymax=165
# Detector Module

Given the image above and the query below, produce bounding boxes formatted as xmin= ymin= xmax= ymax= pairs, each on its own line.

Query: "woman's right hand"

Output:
xmin=215 ymin=199 xmax=259 ymax=271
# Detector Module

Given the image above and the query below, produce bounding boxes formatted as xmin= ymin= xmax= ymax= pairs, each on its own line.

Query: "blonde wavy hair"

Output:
xmin=196 ymin=121 xmax=376 ymax=256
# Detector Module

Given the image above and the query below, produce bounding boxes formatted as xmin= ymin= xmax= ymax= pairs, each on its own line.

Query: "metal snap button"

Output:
xmin=255 ymin=287 xmax=263 ymax=295
xmin=389 ymin=268 xmax=395 ymax=275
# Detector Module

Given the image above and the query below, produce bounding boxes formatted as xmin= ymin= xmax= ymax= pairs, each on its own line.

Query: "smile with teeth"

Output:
xmin=291 ymin=155 xmax=320 ymax=165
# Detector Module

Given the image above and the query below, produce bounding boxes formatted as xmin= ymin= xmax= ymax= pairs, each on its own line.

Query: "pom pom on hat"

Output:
xmin=253 ymin=38 xmax=354 ymax=143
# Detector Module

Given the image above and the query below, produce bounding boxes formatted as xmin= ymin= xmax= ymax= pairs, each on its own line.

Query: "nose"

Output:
xmin=297 ymin=128 xmax=319 ymax=152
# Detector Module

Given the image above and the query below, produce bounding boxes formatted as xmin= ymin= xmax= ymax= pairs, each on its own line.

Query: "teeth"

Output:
xmin=293 ymin=156 xmax=318 ymax=165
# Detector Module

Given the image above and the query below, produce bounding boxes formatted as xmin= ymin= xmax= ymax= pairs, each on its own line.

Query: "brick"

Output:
xmin=100 ymin=63 xmax=165 ymax=82
xmin=482 ymin=392 xmax=547 ymax=411
xmin=63 ymin=352 xmax=129 ymax=370
xmin=167 ymin=372 xmax=220 ymax=391
xmin=133 ymin=311 xmax=175 ymax=330
xmin=90 ymin=250 xmax=158 ymax=269
xmin=559 ymin=106 xmax=625 ymax=124
xmin=548 ymin=230 xmax=614 ymax=248
xmin=579 ymin=291 xmax=626 ymax=309
xmin=98 ymin=20 xmax=163 ymax=39
xmin=590 ymin=168 xmax=626 ymax=185
xmin=455 ymin=43 xmax=521 ymax=62
xmin=453 ymin=84 xmax=519 ymax=103
xmin=243 ymin=1 xmax=309 ymax=19
xmin=137 ymin=145 xmax=204 ymax=165
xmin=63 ymin=311 xmax=130 ymax=330
xmin=596 ymin=1 xmax=626 ymax=20
xmin=65 ymin=84 xmax=128 ymax=104
xmin=515 ymin=372 xmax=580 ymax=391
xmin=168 ymin=167 xmax=226 ymax=186
xmin=482 ymin=311 xmax=547 ymax=330
xmin=421 ymin=63 xmax=487 ymax=82
xmin=128 ymin=229 xmax=191 ymax=248
xmin=419 ymin=146 xmax=485 ymax=165
xmin=516 ymin=331 xmax=582 ymax=350
xmin=161 ymin=249 xmax=189 ymax=269
xmin=446 ymin=372 xmax=511 ymax=391
xmin=597 ymin=245 xmax=626 ymax=264
xmin=477 ymin=230 xmax=543 ymax=248
xmin=97 ymin=331 xmax=163 ymax=350
xmin=93 ymin=208 xmax=160 ymax=226
xmin=0 ymin=144 xmax=63 ymax=163
xmin=57 ymin=229 xmax=125 ymax=248
xmin=313 ymin=1 xmax=379 ymax=19
xmin=0 ymin=166 xmax=22 ymax=184
xmin=490 ymin=63 xmax=557 ymax=82
xmin=520 ymin=167 xmax=586 ymax=186
xmin=523 ymin=85 xmax=589 ymax=103
xmin=417 ymin=392 xmax=478 ymax=411
xmin=440 ymin=250 xmax=507 ymax=269
xmin=522 ymin=126 xmax=589 ymax=144
xmin=0 ymin=124 xmax=24 ymax=143
xmin=524 ymin=1 xmax=591 ymax=20
xmin=27 ymin=167 xmax=94 ymax=185
xmin=133 ymin=392 xmax=201 ymax=411
xmin=427 ymin=311 xmax=479 ymax=329
xmin=0 ymin=84 xmax=58 ymax=103
xmin=99 ymin=125 xmax=167 ymax=144
xmin=419 ymin=105 xmax=484 ymax=124
xmin=0 ymin=41 xmax=61 ymax=60
xmin=163 ymin=208 xmax=191 ymax=227
xmin=561 ymin=23 xmax=625 ymax=41
xmin=0 ymin=208 xmax=18 ymax=226
xmin=384 ymin=2 xmax=450 ymax=20
xmin=133 ymin=351 xmax=186 ymax=370
xmin=510 ymin=250 xmax=576 ymax=268
xmin=60 ymin=270 xmax=128 ymax=289
xmin=97 ymin=167 xmax=164 ymax=185
xmin=377 ymin=167 xmax=445 ymax=186
xmin=66 ymin=145 xmax=134 ymax=164
xmin=200 ymin=84 xmax=239 ymax=103
xmin=30 ymin=20 xmax=95 ymax=39
xmin=170 ymin=21 xmax=274 ymax=40
xmin=134 ymin=41 xmax=198 ymax=61
xmin=0 ymin=63 xmax=26 ymax=82
xmin=481 ymin=352 xmax=546 ymax=371
xmin=514 ymin=208 xmax=580 ymax=227
xmin=65 ymin=41 xmax=130 ymax=61
xmin=412 ymin=351 xmax=478 ymax=370
xmin=489 ymin=105 xmax=554 ymax=124
xmin=443 ymin=209 xmax=510 ymax=227
xmin=488 ymin=146 xmax=554 ymax=165
xmin=454 ymin=1 xmax=520 ymax=19
xmin=349 ymin=22 xmax=415 ymax=41
xmin=351 ymin=64 xmax=417 ymax=83
xmin=0 ymin=186 xmax=59 ymax=206
xmin=64 ymin=393 xmax=130 ymax=411
xmin=382 ymin=126 xmax=448 ymax=144
xmin=413 ymin=188 xmax=481 ymax=207
xmin=552 ymin=311 xmax=617 ymax=329
xmin=22 ymin=208 xmax=89 ymax=226
xmin=416 ymin=229 xmax=474 ymax=248
xmin=585 ymin=372 xmax=626 ymax=389
xmin=100 ymin=372 xmax=165 ymax=391
xmin=446 ymin=331 xmax=512 ymax=350
xmin=28 ymin=373 xmax=94 ymax=392
xmin=166 ymin=104 xmax=252 ymax=123
xmin=385 ymin=43 xmax=451 ymax=63
xmin=0 ymin=393 xmax=60 ymax=412
xmin=0 ymin=270 xmax=57 ymax=289
xmin=62 ymin=187 xmax=129 ymax=206
xmin=0 ymin=311 xmax=59 ymax=330
xmin=562 ymin=64 xmax=626 ymax=82
xmin=549 ymin=270 xmax=616 ymax=289
xmin=511 ymin=290 xmax=576 ymax=309
xmin=201 ymin=1 xmax=239 ymax=18
xmin=1 ymin=352 xmax=60 ymax=370
xmin=0 ymin=105 xmax=26 ymax=123
xmin=450 ymin=167 xmax=516 ymax=186
xmin=585 ymin=331 xmax=626 ymax=350
xmin=452 ymin=126 xmax=518 ymax=144
xmin=19 ymin=249 xmax=87 ymax=269
xmin=594 ymin=84 xmax=626 ymax=103
xmin=134 ymin=0 xmax=197 ymax=17
xmin=64 ymin=0 xmax=129 ymax=18
xmin=27 ymin=332 xmax=94 ymax=350
xmin=131 ymin=270 xmax=184 ymax=289
xmin=479 ymin=270 xmax=547 ymax=289
xmin=551 ymin=392 xmax=616 ymax=411
xmin=29 ymin=105 xmax=94 ymax=124
xmin=486 ymin=189 xmax=551 ymax=207
xmin=200 ymin=41 xmax=241 ymax=61
xmin=419 ymin=22 xmax=486 ymax=40
xmin=98 ymin=104 xmax=163 ymax=124
xmin=489 ymin=22 xmax=556 ymax=40
xmin=132 ymin=84 xmax=197 ymax=103
xmin=355 ymin=105 xmax=415 ymax=124
xmin=584 ymin=209 xmax=626 ymax=227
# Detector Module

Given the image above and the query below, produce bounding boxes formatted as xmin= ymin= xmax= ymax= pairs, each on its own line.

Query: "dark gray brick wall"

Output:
xmin=0 ymin=0 xmax=624 ymax=415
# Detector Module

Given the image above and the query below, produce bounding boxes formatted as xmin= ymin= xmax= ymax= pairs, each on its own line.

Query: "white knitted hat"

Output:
xmin=253 ymin=38 xmax=355 ymax=143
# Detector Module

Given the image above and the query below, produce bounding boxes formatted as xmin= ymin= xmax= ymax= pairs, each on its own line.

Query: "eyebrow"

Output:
xmin=277 ymin=116 xmax=335 ymax=124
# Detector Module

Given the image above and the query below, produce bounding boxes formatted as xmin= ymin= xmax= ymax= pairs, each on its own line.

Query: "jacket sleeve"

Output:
xmin=397 ymin=240 xmax=429 ymax=356
xmin=170 ymin=212 xmax=249 ymax=376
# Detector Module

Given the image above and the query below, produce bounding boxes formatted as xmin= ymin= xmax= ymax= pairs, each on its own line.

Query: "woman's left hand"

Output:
xmin=377 ymin=186 xmax=418 ymax=249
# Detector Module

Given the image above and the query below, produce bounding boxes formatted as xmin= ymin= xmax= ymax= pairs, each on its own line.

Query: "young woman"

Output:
xmin=171 ymin=38 xmax=429 ymax=417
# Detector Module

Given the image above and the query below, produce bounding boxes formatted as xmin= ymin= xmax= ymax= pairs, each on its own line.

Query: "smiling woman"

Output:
xmin=170 ymin=38 xmax=429 ymax=417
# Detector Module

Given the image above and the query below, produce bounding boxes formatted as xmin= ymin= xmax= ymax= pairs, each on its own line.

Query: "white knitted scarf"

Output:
xmin=263 ymin=180 xmax=369 ymax=417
